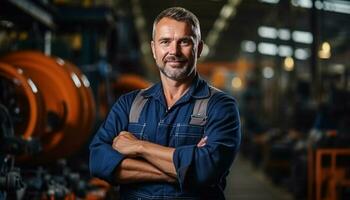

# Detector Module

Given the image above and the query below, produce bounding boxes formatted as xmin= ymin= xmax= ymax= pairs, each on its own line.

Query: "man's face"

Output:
xmin=151 ymin=17 xmax=203 ymax=81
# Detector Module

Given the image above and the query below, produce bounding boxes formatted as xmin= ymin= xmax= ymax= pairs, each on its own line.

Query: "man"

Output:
xmin=90 ymin=7 xmax=241 ymax=199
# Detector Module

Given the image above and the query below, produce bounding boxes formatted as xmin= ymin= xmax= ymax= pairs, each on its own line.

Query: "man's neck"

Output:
xmin=161 ymin=74 xmax=195 ymax=109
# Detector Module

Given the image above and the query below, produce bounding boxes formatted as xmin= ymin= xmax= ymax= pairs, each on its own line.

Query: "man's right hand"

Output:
xmin=197 ymin=136 xmax=208 ymax=147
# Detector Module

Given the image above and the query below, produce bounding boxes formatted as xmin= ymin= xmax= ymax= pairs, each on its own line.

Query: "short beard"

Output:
xmin=158 ymin=63 xmax=196 ymax=81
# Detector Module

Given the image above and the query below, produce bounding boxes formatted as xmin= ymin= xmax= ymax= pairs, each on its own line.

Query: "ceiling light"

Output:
xmin=258 ymin=42 xmax=278 ymax=56
xmin=322 ymin=41 xmax=331 ymax=52
xmin=259 ymin=0 xmax=280 ymax=4
xmin=258 ymin=26 xmax=278 ymax=39
xmin=323 ymin=0 xmax=350 ymax=14
xmin=284 ymin=57 xmax=295 ymax=71
xmin=278 ymin=29 xmax=291 ymax=40
xmin=278 ymin=45 xmax=293 ymax=57
xmin=263 ymin=66 xmax=274 ymax=79
xmin=214 ymin=18 xmax=227 ymax=31
xmin=291 ymin=0 xmax=313 ymax=8
xmin=295 ymin=0 xmax=350 ymax=14
xmin=231 ymin=77 xmax=243 ymax=90
xmin=315 ymin=1 xmax=324 ymax=9
xmin=292 ymin=31 xmax=313 ymax=44
xmin=295 ymin=48 xmax=310 ymax=60
xmin=221 ymin=5 xmax=235 ymax=18
xmin=318 ymin=41 xmax=331 ymax=59
xmin=241 ymin=40 xmax=256 ymax=53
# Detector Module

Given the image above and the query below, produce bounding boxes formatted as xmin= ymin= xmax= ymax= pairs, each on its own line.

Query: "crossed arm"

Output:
xmin=112 ymin=131 xmax=207 ymax=184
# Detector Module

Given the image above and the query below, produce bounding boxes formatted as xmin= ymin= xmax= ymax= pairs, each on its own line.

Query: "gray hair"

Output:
xmin=152 ymin=7 xmax=201 ymax=42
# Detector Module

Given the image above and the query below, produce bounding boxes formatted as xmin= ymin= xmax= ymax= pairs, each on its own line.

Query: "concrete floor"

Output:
xmin=224 ymin=155 xmax=294 ymax=200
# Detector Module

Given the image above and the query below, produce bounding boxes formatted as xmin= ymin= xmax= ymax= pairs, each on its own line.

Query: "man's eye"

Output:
xmin=160 ymin=40 xmax=169 ymax=45
xmin=180 ymin=40 xmax=191 ymax=46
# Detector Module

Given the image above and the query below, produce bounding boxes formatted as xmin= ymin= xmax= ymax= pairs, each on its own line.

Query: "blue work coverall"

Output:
xmin=89 ymin=76 xmax=241 ymax=199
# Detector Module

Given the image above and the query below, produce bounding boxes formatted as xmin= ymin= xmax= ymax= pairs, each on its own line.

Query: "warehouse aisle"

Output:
xmin=225 ymin=155 xmax=294 ymax=200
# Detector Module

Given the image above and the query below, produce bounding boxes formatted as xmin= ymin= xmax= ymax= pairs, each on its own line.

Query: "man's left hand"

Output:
xmin=113 ymin=131 xmax=141 ymax=157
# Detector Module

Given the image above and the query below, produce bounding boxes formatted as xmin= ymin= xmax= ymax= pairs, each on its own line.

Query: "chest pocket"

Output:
xmin=127 ymin=123 xmax=147 ymax=140
xmin=174 ymin=124 xmax=204 ymax=146
xmin=128 ymin=87 xmax=219 ymax=146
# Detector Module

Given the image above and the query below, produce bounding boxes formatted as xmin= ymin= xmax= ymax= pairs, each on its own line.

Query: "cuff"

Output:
xmin=90 ymin=146 xmax=125 ymax=183
xmin=173 ymin=145 xmax=195 ymax=190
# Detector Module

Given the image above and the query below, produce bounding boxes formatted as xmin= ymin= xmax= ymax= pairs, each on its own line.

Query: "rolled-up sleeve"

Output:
xmin=173 ymin=94 xmax=241 ymax=189
xmin=89 ymin=94 xmax=134 ymax=183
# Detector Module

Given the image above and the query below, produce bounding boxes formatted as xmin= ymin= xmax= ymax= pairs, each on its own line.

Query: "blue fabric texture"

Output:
xmin=89 ymin=75 xmax=241 ymax=199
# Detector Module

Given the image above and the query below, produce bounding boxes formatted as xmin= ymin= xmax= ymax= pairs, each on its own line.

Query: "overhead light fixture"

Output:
xmin=221 ymin=5 xmax=235 ymax=18
xmin=231 ymin=77 xmax=243 ymax=90
xmin=241 ymin=40 xmax=256 ymax=53
xmin=263 ymin=66 xmax=274 ymax=79
xmin=318 ymin=41 xmax=331 ymax=59
xmin=322 ymin=0 xmax=350 ymax=14
xmin=204 ymin=0 xmax=242 ymax=59
xmin=258 ymin=26 xmax=278 ymax=39
xmin=257 ymin=26 xmax=313 ymax=44
xmin=214 ymin=18 xmax=227 ymax=31
xmin=284 ymin=57 xmax=295 ymax=71
xmin=292 ymin=31 xmax=313 ymax=44
xmin=278 ymin=29 xmax=291 ymax=40
xmin=258 ymin=42 xmax=278 ymax=56
xmin=291 ymin=0 xmax=313 ymax=8
xmin=293 ymin=0 xmax=350 ymax=15
xmin=295 ymin=48 xmax=310 ymax=60
xmin=259 ymin=0 xmax=280 ymax=4
xmin=315 ymin=1 xmax=324 ymax=9
xmin=278 ymin=45 xmax=293 ymax=57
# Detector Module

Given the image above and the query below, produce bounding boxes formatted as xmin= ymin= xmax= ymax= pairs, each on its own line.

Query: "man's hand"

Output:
xmin=113 ymin=131 xmax=141 ymax=157
xmin=113 ymin=131 xmax=177 ymax=177
xmin=197 ymin=136 xmax=208 ymax=147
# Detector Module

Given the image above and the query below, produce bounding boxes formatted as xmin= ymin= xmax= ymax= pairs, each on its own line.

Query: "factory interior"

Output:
xmin=0 ymin=0 xmax=349 ymax=199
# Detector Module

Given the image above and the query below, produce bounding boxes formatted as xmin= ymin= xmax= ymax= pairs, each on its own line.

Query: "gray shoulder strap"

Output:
xmin=189 ymin=86 xmax=220 ymax=126
xmin=129 ymin=89 xmax=148 ymax=123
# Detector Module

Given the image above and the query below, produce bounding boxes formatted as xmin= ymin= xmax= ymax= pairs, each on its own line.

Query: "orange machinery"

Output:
xmin=98 ymin=73 xmax=151 ymax=118
xmin=308 ymin=147 xmax=350 ymax=200
xmin=0 ymin=51 xmax=96 ymax=163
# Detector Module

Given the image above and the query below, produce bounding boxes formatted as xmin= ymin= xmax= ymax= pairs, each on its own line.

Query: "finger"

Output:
xmin=197 ymin=136 xmax=208 ymax=147
xmin=112 ymin=137 xmax=118 ymax=149
xmin=119 ymin=131 xmax=137 ymax=139
xmin=119 ymin=131 xmax=129 ymax=135
xmin=113 ymin=136 xmax=119 ymax=144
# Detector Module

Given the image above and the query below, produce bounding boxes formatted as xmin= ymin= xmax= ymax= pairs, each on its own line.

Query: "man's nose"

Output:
xmin=168 ymin=42 xmax=180 ymax=55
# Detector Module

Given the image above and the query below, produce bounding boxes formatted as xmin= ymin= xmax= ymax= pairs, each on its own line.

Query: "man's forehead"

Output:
xmin=155 ymin=18 xmax=195 ymax=37
xmin=156 ymin=18 xmax=191 ymax=28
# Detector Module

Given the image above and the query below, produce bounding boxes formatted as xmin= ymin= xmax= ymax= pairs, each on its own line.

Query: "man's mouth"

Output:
xmin=164 ymin=56 xmax=187 ymax=62
xmin=167 ymin=60 xmax=185 ymax=64
xmin=166 ymin=60 xmax=186 ymax=67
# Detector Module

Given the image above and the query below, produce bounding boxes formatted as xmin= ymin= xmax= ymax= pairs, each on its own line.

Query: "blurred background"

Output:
xmin=0 ymin=0 xmax=349 ymax=199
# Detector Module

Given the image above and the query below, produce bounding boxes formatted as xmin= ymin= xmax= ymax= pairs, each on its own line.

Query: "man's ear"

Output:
xmin=197 ymin=40 xmax=204 ymax=58
xmin=151 ymin=41 xmax=156 ymax=59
